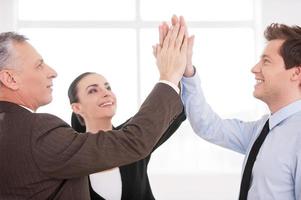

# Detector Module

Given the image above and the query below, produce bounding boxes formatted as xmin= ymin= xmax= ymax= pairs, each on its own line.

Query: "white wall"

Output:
xmin=256 ymin=0 xmax=301 ymax=50
xmin=262 ymin=0 xmax=301 ymax=27
xmin=0 ymin=0 xmax=17 ymax=32
xmin=0 ymin=1 xmax=300 ymax=199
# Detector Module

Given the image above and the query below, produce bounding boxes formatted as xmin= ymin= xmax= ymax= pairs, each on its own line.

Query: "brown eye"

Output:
xmin=263 ymin=59 xmax=270 ymax=65
xmin=106 ymin=86 xmax=111 ymax=91
xmin=88 ymin=88 xmax=98 ymax=94
xmin=36 ymin=60 xmax=45 ymax=69
xmin=36 ymin=63 xmax=44 ymax=69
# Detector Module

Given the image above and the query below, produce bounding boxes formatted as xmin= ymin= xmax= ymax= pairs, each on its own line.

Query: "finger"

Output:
xmin=179 ymin=16 xmax=189 ymax=37
xmin=162 ymin=22 xmax=169 ymax=45
xmin=180 ymin=35 xmax=188 ymax=53
xmin=179 ymin=16 xmax=185 ymax=26
xmin=156 ymin=44 xmax=162 ymax=57
xmin=169 ymin=22 xmax=181 ymax=48
xmin=175 ymin=25 xmax=186 ymax=50
xmin=162 ymin=29 xmax=171 ymax=51
xmin=159 ymin=24 xmax=164 ymax=46
xmin=152 ymin=45 xmax=156 ymax=57
xmin=159 ymin=22 xmax=169 ymax=46
xmin=171 ymin=15 xmax=178 ymax=26
xmin=188 ymin=35 xmax=195 ymax=50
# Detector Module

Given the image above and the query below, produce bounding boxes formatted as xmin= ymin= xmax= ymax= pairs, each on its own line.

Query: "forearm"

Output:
xmin=181 ymin=70 xmax=255 ymax=154
xmin=32 ymin=83 xmax=183 ymax=178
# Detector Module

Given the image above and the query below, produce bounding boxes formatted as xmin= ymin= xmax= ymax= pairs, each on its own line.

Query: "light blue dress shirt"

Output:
xmin=181 ymin=71 xmax=301 ymax=200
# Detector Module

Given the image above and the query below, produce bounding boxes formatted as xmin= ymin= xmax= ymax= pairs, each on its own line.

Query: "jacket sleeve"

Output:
xmin=31 ymin=83 xmax=183 ymax=179
xmin=152 ymin=108 xmax=186 ymax=151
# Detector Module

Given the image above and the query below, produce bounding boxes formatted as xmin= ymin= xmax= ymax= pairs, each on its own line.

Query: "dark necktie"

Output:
xmin=239 ymin=119 xmax=270 ymax=200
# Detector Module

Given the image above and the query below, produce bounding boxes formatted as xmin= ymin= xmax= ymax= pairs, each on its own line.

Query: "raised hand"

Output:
xmin=170 ymin=15 xmax=195 ymax=77
xmin=153 ymin=19 xmax=188 ymax=85
xmin=154 ymin=15 xmax=195 ymax=79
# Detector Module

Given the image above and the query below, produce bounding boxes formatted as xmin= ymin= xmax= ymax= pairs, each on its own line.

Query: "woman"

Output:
xmin=68 ymin=72 xmax=186 ymax=200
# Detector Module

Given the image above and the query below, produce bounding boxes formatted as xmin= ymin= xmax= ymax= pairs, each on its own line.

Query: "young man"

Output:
xmin=156 ymin=15 xmax=301 ymax=200
xmin=181 ymin=22 xmax=301 ymax=199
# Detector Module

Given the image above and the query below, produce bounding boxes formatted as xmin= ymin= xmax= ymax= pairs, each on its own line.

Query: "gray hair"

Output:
xmin=0 ymin=32 xmax=28 ymax=70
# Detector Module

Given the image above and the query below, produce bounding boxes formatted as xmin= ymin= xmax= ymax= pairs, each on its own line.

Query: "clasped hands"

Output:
xmin=153 ymin=15 xmax=195 ymax=86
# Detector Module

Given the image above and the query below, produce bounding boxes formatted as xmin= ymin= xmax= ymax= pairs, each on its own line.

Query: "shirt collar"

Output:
xmin=19 ymin=105 xmax=35 ymax=113
xmin=269 ymin=99 xmax=301 ymax=130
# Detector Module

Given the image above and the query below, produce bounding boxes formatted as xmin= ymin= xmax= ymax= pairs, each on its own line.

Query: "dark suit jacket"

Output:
xmin=0 ymin=83 xmax=183 ymax=200
xmin=89 ymin=110 xmax=186 ymax=200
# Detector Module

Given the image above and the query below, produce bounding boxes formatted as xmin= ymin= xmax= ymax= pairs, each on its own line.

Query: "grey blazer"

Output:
xmin=0 ymin=83 xmax=183 ymax=200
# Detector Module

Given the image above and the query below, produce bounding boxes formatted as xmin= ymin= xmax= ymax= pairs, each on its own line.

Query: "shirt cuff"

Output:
xmin=183 ymin=65 xmax=196 ymax=78
xmin=159 ymin=80 xmax=180 ymax=94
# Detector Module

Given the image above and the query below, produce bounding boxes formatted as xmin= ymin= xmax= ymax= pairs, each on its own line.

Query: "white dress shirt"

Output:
xmin=90 ymin=167 xmax=122 ymax=200
xmin=181 ymin=71 xmax=301 ymax=200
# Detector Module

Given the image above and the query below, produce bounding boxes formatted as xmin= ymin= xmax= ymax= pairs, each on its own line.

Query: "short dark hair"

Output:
xmin=264 ymin=23 xmax=301 ymax=69
xmin=0 ymin=32 xmax=28 ymax=69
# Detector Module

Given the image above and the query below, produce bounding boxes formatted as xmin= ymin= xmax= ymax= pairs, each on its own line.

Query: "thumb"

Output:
xmin=152 ymin=45 xmax=157 ymax=58
xmin=188 ymin=35 xmax=195 ymax=48
xmin=187 ymin=35 xmax=195 ymax=54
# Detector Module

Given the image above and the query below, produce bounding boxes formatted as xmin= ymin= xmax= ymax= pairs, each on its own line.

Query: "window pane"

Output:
xmin=19 ymin=28 xmax=137 ymax=125
xmin=18 ymin=0 xmax=135 ymax=20
xmin=141 ymin=0 xmax=253 ymax=21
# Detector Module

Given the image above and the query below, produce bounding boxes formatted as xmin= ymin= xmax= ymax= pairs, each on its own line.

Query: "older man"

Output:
xmin=0 ymin=20 xmax=188 ymax=199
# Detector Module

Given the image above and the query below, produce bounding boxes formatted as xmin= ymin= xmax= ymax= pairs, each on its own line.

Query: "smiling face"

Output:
xmin=71 ymin=73 xmax=117 ymax=123
xmin=251 ymin=39 xmax=299 ymax=111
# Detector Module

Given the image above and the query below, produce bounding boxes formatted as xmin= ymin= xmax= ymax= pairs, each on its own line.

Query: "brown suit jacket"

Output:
xmin=0 ymin=83 xmax=183 ymax=200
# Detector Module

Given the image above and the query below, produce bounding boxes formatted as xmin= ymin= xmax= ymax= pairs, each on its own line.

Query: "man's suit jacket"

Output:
xmin=0 ymin=83 xmax=183 ymax=200
xmin=89 ymin=109 xmax=186 ymax=200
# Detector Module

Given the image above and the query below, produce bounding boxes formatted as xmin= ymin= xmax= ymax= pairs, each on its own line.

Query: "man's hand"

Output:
xmin=170 ymin=15 xmax=195 ymax=77
xmin=153 ymin=19 xmax=188 ymax=85
xmin=154 ymin=15 xmax=195 ymax=79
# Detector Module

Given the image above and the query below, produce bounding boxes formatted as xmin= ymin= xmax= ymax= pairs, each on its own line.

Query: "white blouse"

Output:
xmin=89 ymin=167 xmax=122 ymax=200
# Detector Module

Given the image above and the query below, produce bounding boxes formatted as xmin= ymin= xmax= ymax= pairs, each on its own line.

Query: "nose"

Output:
xmin=103 ymin=89 xmax=110 ymax=97
xmin=46 ymin=64 xmax=58 ymax=79
xmin=251 ymin=61 xmax=261 ymax=74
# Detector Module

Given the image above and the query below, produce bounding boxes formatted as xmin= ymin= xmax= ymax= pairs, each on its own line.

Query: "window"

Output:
xmin=19 ymin=0 xmax=135 ymax=20
xmin=16 ymin=0 xmax=262 ymax=198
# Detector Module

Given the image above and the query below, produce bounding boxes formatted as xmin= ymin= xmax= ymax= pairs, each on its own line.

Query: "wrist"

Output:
xmin=184 ymin=65 xmax=195 ymax=77
xmin=159 ymin=75 xmax=179 ymax=85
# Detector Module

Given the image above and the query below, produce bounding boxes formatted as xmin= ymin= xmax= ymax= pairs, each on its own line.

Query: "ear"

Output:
xmin=71 ymin=103 xmax=83 ymax=115
xmin=0 ymin=69 xmax=20 ymax=90
xmin=291 ymin=65 xmax=301 ymax=78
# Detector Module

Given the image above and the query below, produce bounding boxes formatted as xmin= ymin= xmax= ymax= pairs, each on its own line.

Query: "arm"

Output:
xmin=115 ymin=106 xmax=186 ymax=152
xmin=32 ymin=20 xmax=188 ymax=179
xmin=181 ymin=70 xmax=259 ymax=154
xmin=163 ymin=16 xmax=260 ymax=154
xmin=32 ymin=83 xmax=183 ymax=179
xmin=152 ymin=108 xmax=186 ymax=151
